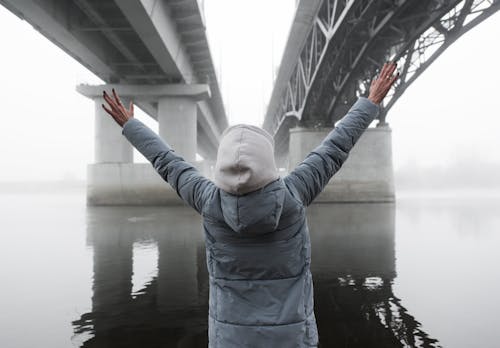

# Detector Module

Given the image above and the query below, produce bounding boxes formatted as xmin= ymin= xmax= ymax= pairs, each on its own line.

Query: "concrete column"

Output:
xmin=94 ymin=96 xmax=133 ymax=163
xmin=158 ymin=97 xmax=197 ymax=163
xmin=77 ymin=83 xmax=211 ymax=205
xmin=288 ymin=125 xmax=394 ymax=202
xmin=202 ymin=159 xmax=216 ymax=180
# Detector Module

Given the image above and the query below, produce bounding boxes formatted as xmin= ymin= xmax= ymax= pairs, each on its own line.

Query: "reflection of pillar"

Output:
xmin=288 ymin=125 xmax=394 ymax=202
xmin=74 ymin=205 xmax=210 ymax=346
xmin=156 ymin=207 xmax=204 ymax=311
xmin=92 ymin=236 xmax=133 ymax=313
xmin=93 ymin=96 xmax=133 ymax=163
xmin=197 ymin=242 xmax=209 ymax=306
xmin=306 ymin=203 xmax=439 ymax=346
xmin=306 ymin=203 xmax=395 ymax=279
xmin=158 ymin=97 xmax=197 ymax=163
xmin=86 ymin=207 xmax=134 ymax=314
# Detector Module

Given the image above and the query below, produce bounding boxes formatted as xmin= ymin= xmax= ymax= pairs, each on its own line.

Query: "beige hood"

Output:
xmin=214 ymin=124 xmax=279 ymax=195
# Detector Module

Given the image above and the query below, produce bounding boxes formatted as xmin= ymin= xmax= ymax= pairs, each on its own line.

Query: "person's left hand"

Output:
xmin=368 ymin=62 xmax=399 ymax=105
xmin=102 ymin=88 xmax=134 ymax=127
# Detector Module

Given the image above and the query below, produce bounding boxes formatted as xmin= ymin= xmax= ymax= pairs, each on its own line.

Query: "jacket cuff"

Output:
xmin=356 ymin=97 xmax=380 ymax=119
xmin=121 ymin=117 xmax=141 ymax=136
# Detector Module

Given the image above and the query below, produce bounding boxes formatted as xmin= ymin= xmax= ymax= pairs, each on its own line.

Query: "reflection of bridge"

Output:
xmin=308 ymin=204 xmax=441 ymax=347
xmin=0 ymin=0 xmax=227 ymax=205
xmin=73 ymin=203 xmax=440 ymax=347
xmin=73 ymin=206 xmax=210 ymax=347
xmin=265 ymin=0 xmax=499 ymax=202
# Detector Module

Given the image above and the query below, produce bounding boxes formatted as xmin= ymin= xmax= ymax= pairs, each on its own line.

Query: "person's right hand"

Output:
xmin=102 ymin=88 xmax=134 ymax=127
xmin=368 ymin=62 xmax=399 ymax=105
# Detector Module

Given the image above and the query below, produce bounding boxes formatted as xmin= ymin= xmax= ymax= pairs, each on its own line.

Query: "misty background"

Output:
xmin=0 ymin=0 xmax=499 ymax=191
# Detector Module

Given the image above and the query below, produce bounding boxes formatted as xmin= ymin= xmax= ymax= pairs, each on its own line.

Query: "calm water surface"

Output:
xmin=0 ymin=188 xmax=499 ymax=347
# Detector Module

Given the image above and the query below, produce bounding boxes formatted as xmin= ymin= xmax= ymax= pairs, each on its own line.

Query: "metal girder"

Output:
xmin=383 ymin=0 xmax=500 ymax=120
xmin=266 ymin=0 xmax=500 ymax=156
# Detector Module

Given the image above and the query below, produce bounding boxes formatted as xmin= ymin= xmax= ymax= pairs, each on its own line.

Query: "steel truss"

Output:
xmin=268 ymin=0 xmax=500 ymax=155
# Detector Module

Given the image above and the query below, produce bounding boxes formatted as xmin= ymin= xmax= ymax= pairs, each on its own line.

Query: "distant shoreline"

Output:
xmin=0 ymin=180 xmax=86 ymax=193
xmin=1 ymin=180 xmax=500 ymax=199
xmin=396 ymin=187 xmax=500 ymax=200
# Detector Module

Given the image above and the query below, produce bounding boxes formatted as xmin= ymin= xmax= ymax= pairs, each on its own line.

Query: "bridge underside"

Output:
xmin=0 ymin=0 xmax=230 ymax=205
xmin=0 ymin=0 xmax=228 ymax=156
xmin=266 ymin=0 xmax=500 ymax=158
xmin=266 ymin=0 xmax=499 ymax=202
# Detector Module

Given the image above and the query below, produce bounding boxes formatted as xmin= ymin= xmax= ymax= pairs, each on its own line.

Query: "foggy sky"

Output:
xmin=0 ymin=1 xmax=499 ymax=183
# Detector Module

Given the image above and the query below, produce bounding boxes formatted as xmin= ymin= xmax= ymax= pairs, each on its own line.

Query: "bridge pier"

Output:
xmin=78 ymin=84 xmax=211 ymax=206
xmin=288 ymin=125 xmax=395 ymax=203
xmin=158 ymin=96 xmax=197 ymax=163
xmin=93 ymin=96 xmax=134 ymax=163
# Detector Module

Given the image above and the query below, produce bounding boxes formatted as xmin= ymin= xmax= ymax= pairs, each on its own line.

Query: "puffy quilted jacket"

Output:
xmin=122 ymin=97 xmax=379 ymax=347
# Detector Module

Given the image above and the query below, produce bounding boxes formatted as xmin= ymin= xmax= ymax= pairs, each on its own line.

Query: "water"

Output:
xmin=0 ymin=187 xmax=499 ymax=348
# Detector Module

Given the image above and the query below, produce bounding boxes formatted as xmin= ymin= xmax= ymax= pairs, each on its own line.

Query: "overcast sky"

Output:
xmin=0 ymin=1 xmax=499 ymax=182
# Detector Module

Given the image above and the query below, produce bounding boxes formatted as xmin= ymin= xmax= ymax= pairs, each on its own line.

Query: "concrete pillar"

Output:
xmin=93 ymin=96 xmax=133 ymax=163
xmin=288 ymin=125 xmax=394 ymax=202
xmin=77 ymin=83 xmax=211 ymax=205
xmin=203 ymin=159 xmax=216 ymax=180
xmin=275 ymin=155 xmax=287 ymax=170
xmin=158 ymin=97 xmax=197 ymax=163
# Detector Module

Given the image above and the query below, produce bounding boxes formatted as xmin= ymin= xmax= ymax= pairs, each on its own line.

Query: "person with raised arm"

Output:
xmin=102 ymin=62 xmax=399 ymax=347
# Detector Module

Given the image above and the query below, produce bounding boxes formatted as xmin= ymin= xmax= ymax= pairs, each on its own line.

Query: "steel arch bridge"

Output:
xmin=264 ymin=0 xmax=500 ymax=157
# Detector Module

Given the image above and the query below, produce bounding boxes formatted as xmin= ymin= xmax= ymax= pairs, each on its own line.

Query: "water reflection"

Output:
xmin=73 ymin=203 xmax=439 ymax=347
xmin=73 ymin=206 xmax=209 ymax=347
xmin=308 ymin=204 xmax=439 ymax=348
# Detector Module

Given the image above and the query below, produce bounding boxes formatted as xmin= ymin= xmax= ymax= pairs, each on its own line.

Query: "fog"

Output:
xmin=0 ymin=1 xmax=499 ymax=190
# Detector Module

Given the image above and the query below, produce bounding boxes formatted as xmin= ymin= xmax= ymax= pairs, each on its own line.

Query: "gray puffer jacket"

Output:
xmin=122 ymin=97 xmax=379 ymax=347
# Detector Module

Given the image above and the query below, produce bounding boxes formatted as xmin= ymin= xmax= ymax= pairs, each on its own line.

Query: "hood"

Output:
xmin=214 ymin=124 xmax=279 ymax=195
xmin=219 ymin=178 xmax=285 ymax=235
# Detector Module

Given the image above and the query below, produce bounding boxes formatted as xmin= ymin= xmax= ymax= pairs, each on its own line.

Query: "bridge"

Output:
xmin=265 ymin=0 xmax=499 ymax=202
xmin=1 ymin=0 xmax=498 ymax=204
xmin=0 ymin=0 xmax=228 ymax=204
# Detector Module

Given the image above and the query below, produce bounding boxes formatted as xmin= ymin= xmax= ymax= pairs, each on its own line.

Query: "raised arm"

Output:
xmin=284 ymin=62 xmax=398 ymax=206
xmin=102 ymin=89 xmax=215 ymax=214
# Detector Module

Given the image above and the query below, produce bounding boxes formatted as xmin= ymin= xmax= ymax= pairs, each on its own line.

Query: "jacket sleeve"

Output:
xmin=121 ymin=118 xmax=215 ymax=214
xmin=283 ymin=97 xmax=380 ymax=206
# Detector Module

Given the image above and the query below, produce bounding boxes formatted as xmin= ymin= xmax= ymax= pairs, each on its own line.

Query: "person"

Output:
xmin=102 ymin=62 xmax=399 ymax=347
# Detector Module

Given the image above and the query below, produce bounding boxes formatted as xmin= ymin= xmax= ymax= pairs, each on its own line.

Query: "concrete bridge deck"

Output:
xmin=0 ymin=0 xmax=229 ymax=204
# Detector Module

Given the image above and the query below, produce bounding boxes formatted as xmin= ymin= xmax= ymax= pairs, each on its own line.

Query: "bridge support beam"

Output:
xmin=78 ymin=84 xmax=211 ymax=206
xmin=288 ymin=125 xmax=395 ymax=203
xmin=158 ymin=97 xmax=197 ymax=163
